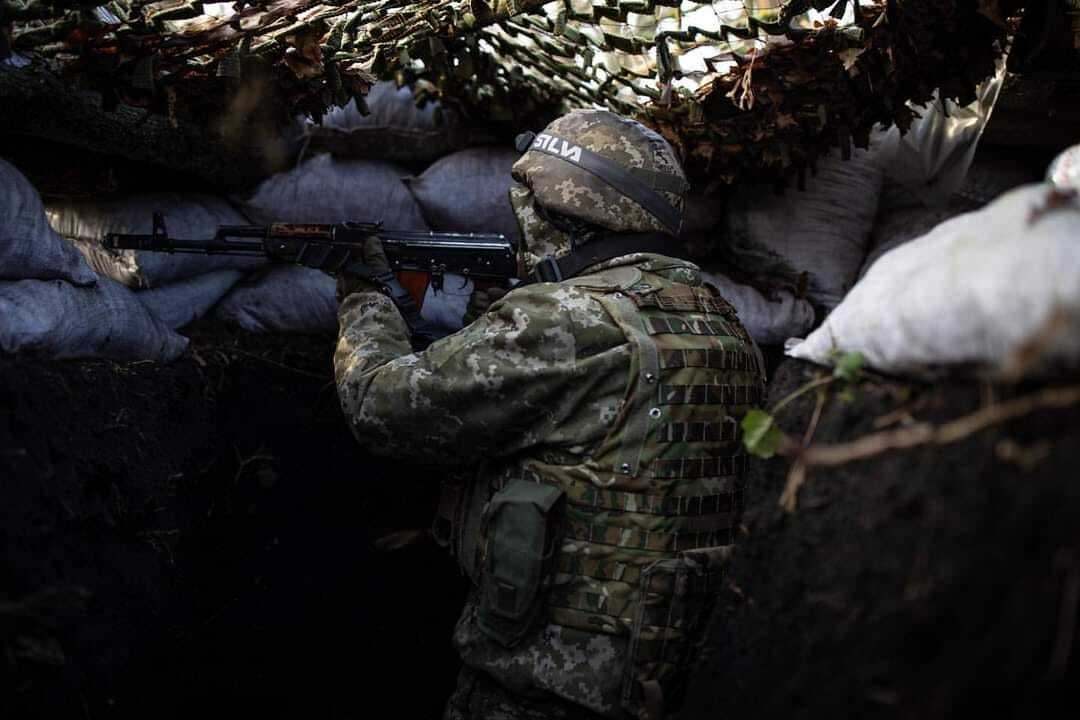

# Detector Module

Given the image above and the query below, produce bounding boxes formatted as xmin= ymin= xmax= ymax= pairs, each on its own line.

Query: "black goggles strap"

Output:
xmin=521 ymin=132 xmax=684 ymax=236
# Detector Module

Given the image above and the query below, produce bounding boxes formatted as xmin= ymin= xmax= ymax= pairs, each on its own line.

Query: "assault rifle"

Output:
xmin=103 ymin=212 xmax=518 ymax=306
xmin=104 ymin=213 xmax=518 ymax=349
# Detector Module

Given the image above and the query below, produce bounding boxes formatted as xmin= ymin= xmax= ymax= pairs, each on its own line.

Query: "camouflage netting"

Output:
xmin=2 ymin=0 xmax=1014 ymax=186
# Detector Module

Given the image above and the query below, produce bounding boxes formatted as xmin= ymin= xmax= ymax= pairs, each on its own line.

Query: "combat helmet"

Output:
xmin=509 ymin=109 xmax=690 ymax=278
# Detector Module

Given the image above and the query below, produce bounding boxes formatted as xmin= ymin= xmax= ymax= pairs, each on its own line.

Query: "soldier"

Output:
xmin=334 ymin=109 xmax=765 ymax=720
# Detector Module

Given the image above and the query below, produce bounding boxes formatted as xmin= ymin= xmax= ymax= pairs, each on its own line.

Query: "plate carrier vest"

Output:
xmin=437 ymin=267 xmax=765 ymax=718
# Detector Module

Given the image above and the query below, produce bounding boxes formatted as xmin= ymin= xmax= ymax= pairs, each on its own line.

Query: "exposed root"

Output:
xmin=793 ymin=385 xmax=1080 ymax=468
xmin=779 ymin=385 xmax=828 ymax=513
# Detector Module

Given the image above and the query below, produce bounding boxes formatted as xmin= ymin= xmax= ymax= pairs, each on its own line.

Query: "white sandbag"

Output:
xmin=787 ymin=184 xmax=1080 ymax=378
xmin=305 ymin=82 xmax=468 ymax=167
xmin=0 ymin=159 xmax=97 ymax=285
xmin=701 ymin=271 xmax=816 ymax=347
xmin=0 ymin=277 xmax=187 ymax=362
xmin=44 ymin=193 xmax=265 ymax=289
xmin=240 ymin=153 xmax=429 ymax=231
xmin=421 ymin=274 xmax=474 ymax=332
xmin=212 ymin=265 xmax=338 ymax=334
xmin=137 ymin=270 xmax=244 ymax=330
xmin=405 ymin=147 xmax=521 ymax=241
xmin=720 ymin=146 xmax=884 ymax=309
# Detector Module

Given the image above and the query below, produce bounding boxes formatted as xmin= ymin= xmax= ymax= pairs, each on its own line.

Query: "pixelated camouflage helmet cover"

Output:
xmin=511 ymin=109 xmax=689 ymax=238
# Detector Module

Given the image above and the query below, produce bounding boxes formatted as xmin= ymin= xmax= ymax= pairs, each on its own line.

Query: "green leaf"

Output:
xmin=833 ymin=351 xmax=864 ymax=383
xmin=742 ymin=409 xmax=782 ymax=459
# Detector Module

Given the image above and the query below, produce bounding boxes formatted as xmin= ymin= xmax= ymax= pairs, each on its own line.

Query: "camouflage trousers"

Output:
xmin=443 ymin=665 xmax=607 ymax=720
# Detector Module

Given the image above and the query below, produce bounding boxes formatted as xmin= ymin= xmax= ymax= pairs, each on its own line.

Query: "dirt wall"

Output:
xmin=687 ymin=359 xmax=1080 ymax=719
xmin=0 ymin=327 xmax=466 ymax=719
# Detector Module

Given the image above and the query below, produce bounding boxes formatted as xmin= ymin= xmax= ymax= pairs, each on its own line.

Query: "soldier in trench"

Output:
xmin=333 ymin=108 xmax=765 ymax=720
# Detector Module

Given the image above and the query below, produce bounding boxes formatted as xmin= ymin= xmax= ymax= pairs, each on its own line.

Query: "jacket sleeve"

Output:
xmin=333 ymin=285 xmax=598 ymax=467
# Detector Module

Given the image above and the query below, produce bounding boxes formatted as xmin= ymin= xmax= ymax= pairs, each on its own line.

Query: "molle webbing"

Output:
xmin=565 ymin=519 xmax=734 ymax=552
xmin=652 ymin=382 xmax=764 ymax=405
xmin=631 ymin=289 xmax=737 ymax=316
xmin=563 ymin=477 xmax=742 ymax=516
xmin=551 ymin=580 xmax=720 ymax=624
xmin=558 ymin=556 xmax=649 ymax=585
xmin=646 ymin=316 xmax=736 ymax=337
xmin=657 ymin=383 xmax=764 ymax=406
xmin=651 ymin=454 xmax=746 ymax=479
xmin=659 ymin=346 xmax=759 ymax=372
xmin=499 ymin=271 xmax=759 ymax=703
xmin=656 ymin=420 xmax=739 ymax=443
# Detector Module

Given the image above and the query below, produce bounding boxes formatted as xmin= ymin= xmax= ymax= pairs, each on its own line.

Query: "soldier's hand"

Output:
xmin=463 ymin=285 xmax=509 ymax=325
xmin=337 ymin=236 xmax=392 ymax=300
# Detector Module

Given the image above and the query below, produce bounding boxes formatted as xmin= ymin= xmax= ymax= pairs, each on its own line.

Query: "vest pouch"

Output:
xmin=621 ymin=546 xmax=733 ymax=719
xmin=477 ymin=479 xmax=565 ymax=648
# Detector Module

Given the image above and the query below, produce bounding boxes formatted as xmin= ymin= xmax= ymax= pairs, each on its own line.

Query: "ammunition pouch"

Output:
xmin=477 ymin=479 xmax=566 ymax=648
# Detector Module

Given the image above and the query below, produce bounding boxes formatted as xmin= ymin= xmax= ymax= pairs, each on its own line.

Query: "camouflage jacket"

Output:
xmin=335 ymin=252 xmax=763 ymax=719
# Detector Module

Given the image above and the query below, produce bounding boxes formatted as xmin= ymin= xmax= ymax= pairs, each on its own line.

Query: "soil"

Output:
xmin=0 ymin=324 xmax=467 ymax=719
xmin=686 ymin=359 xmax=1080 ymax=719
xmin=3 ymin=332 xmax=1079 ymax=719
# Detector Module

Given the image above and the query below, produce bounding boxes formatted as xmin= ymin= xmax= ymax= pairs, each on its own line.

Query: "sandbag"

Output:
xmin=405 ymin=147 xmax=521 ymax=241
xmin=137 ymin=270 xmax=245 ymax=330
xmin=701 ymin=271 xmax=816 ymax=347
xmin=0 ymin=277 xmax=187 ymax=362
xmin=212 ymin=265 xmax=338 ymax=334
xmin=240 ymin=153 xmax=429 ymax=231
xmin=787 ymin=184 xmax=1080 ymax=378
xmin=421 ymin=274 xmax=474 ymax=332
xmin=719 ymin=146 xmax=884 ymax=310
xmin=0 ymin=159 xmax=97 ymax=285
xmin=680 ymin=192 xmax=725 ymax=258
xmin=44 ymin=193 xmax=265 ymax=289
xmin=860 ymin=147 xmax=1045 ymax=278
xmin=214 ymin=263 xmax=477 ymax=335
xmin=304 ymin=82 xmax=468 ymax=167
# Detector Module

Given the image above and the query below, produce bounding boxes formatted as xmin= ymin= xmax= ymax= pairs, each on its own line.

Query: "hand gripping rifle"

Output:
xmin=104 ymin=212 xmax=518 ymax=348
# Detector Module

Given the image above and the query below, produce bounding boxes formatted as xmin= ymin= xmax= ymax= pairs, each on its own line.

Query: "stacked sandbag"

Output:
xmin=718 ymin=146 xmax=884 ymax=310
xmin=213 ymin=266 xmax=338 ymax=334
xmin=0 ymin=277 xmax=188 ymax=361
xmin=700 ymin=270 xmax=816 ymax=347
xmin=405 ymin=147 xmax=521 ymax=241
xmin=137 ymin=270 xmax=245 ymax=330
xmin=860 ymin=146 xmax=1044 ymax=277
xmin=219 ymin=153 xmax=435 ymax=333
xmin=1 ymin=159 xmax=97 ymax=285
xmin=1 ymin=159 xmax=186 ymax=362
xmin=787 ymin=184 xmax=1080 ymax=378
xmin=680 ymin=192 xmax=725 ymax=258
xmin=419 ymin=275 xmax=475 ymax=333
xmin=44 ymin=193 xmax=265 ymax=289
xmin=304 ymin=82 xmax=468 ymax=168
xmin=213 ymin=266 xmax=474 ymax=336
xmin=239 ymin=153 xmax=428 ymax=229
